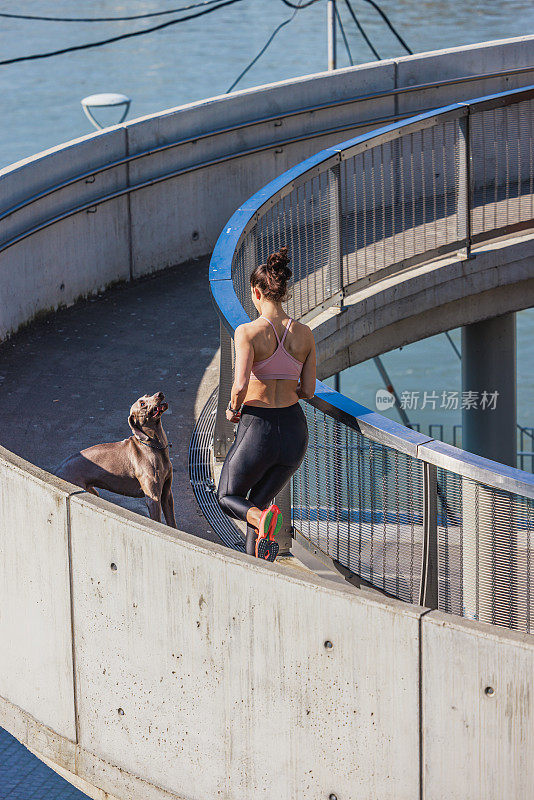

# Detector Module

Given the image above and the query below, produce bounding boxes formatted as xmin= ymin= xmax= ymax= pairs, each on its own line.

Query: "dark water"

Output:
xmin=1 ymin=0 xmax=534 ymax=168
xmin=0 ymin=0 xmax=532 ymax=435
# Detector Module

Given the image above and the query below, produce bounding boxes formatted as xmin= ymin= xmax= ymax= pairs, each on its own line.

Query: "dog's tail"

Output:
xmin=54 ymin=455 xmax=77 ymax=483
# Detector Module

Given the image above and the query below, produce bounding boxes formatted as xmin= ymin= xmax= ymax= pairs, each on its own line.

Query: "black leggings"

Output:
xmin=217 ymin=402 xmax=308 ymax=555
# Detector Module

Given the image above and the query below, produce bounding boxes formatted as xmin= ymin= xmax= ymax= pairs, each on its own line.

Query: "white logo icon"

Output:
xmin=375 ymin=389 xmax=395 ymax=410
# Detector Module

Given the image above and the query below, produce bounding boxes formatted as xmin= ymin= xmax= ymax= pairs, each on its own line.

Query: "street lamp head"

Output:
xmin=81 ymin=92 xmax=131 ymax=130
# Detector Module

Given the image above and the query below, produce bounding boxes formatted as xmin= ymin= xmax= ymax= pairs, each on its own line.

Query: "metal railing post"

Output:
xmin=457 ymin=111 xmax=472 ymax=259
xmin=213 ymin=321 xmax=235 ymax=461
xmin=420 ymin=461 xmax=438 ymax=609
xmin=325 ymin=165 xmax=345 ymax=564
xmin=327 ymin=0 xmax=337 ymax=71
xmin=327 ymin=162 xmax=344 ymax=307
xmin=331 ymin=421 xmax=345 ymax=562
xmin=275 ymin=481 xmax=293 ymax=556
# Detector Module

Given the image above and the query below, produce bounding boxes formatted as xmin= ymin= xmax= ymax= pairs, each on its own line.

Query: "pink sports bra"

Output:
xmin=250 ymin=316 xmax=304 ymax=382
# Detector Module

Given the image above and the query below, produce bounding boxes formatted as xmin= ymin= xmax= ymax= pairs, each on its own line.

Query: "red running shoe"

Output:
xmin=255 ymin=504 xmax=282 ymax=562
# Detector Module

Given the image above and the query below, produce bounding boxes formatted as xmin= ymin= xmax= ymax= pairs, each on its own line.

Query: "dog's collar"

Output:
xmin=132 ymin=434 xmax=171 ymax=451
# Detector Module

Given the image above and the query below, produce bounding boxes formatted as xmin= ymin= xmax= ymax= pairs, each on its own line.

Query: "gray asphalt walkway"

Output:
xmin=0 ymin=255 xmax=220 ymax=542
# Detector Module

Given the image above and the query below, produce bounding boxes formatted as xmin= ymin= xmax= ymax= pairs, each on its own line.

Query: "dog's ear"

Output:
xmin=128 ymin=413 xmax=151 ymax=444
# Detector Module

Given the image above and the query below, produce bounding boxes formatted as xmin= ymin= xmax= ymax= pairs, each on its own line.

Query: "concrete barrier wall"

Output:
xmin=69 ymin=494 xmax=421 ymax=800
xmin=0 ymin=446 xmax=76 ymax=741
xmin=1 ymin=480 xmax=533 ymax=800
xmin=1 ymin=37 xmax=534 ymax=799
xmin=396 ymin=35 xmax=534 ymax=113
xmin=422 ymin=611 xmax=534 ymax=800
xmin=1 ymin=36 xmax=533 ymax=340
xmin=0 ymin=128 xmax=131 ymax=337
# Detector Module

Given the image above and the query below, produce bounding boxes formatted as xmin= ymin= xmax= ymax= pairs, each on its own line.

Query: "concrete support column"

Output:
xmin=461 ymin=312 xmax=518 ymax=627
xmin=461 ymin=312 xmax=517 ymax=468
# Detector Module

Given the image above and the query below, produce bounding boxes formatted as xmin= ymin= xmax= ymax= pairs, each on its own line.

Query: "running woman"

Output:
xmin=217 ymin=247 xmax=316 ymax=562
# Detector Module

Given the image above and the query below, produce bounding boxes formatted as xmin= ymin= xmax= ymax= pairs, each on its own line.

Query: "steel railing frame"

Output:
xmin=209 ymin=84 xmax=534 ymax=623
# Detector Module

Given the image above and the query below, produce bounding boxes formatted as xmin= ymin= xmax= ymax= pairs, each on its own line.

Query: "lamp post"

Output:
xmin=327 ymin=0 xmax=337 ymax=70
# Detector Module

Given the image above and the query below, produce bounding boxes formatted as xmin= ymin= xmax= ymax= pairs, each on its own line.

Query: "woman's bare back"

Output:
xmin=242 ymin=315 xmax=315 ymax=408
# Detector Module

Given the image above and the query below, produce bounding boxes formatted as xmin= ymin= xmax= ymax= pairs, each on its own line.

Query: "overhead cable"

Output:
xmin=227 ymin=1 xmax=305 ymax=93
xmin=334 ymin=3 xmax=354 ymax=66
xmin=360 ymin=0 xmax=412 ymax=55
xmin=281 ymin=0 xmax=411 ymax=57
xmin=0 ymin=0 xmax=225 ymax=23
xmin=0 ymin=0 xmax=243 ymax=65
xmin=343 ymin=0 xmax=381 ymax=60
xmin=279 ymin=0 xmax=321 ymax=8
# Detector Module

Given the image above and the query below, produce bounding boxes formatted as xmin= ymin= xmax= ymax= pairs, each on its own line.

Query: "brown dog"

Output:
xmin=56 ymin=391 xmax=176 ymax=527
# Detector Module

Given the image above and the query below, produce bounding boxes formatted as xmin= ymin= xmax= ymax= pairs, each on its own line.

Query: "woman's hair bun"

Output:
xmin=250 ymin=247 xmax=292 ymax=302
xmin=266 ymin=246 xmax=290 ymax=274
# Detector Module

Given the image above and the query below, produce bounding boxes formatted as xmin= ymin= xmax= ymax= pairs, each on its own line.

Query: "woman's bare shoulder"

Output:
xmin=292 ymin=319 xmax=315 ymax=340
xmin=235 ymin=319 xmax=265 ymax=343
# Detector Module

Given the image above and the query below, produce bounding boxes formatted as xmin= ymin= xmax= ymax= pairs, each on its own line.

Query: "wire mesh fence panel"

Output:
xmin=231 ymin=228 xmax=257 ymax=322
xmin=341 ymin=120 xmax=460 ymax=286
xmin=231 ymin=171 xmax=341 ymax=322
xmin=436 ymin=467 xmax=534 ymax=634
xmin=230 ymin=96 xmax=534 ymax=320
xmin=293 ymin=404 xmax=425 ymax=603
xmin=470 ymin=98 xmax=534 ymax=239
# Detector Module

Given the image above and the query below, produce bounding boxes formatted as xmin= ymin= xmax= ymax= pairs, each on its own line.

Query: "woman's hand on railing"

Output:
xmin=226 ymin=400 xmax=242 ymax=423
xmin=297 ymin=385 xmax=314 ymax=400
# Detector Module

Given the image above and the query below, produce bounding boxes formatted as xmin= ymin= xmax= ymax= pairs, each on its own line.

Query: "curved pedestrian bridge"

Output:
xmin=1 ymin=37 xmax=534 ymax=800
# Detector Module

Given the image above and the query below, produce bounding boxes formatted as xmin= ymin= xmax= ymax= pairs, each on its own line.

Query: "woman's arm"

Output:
xmin=297 ymin=328 xmax=316 ymax=400
xmin=226 ymin=324 xmax=254 ymax=421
